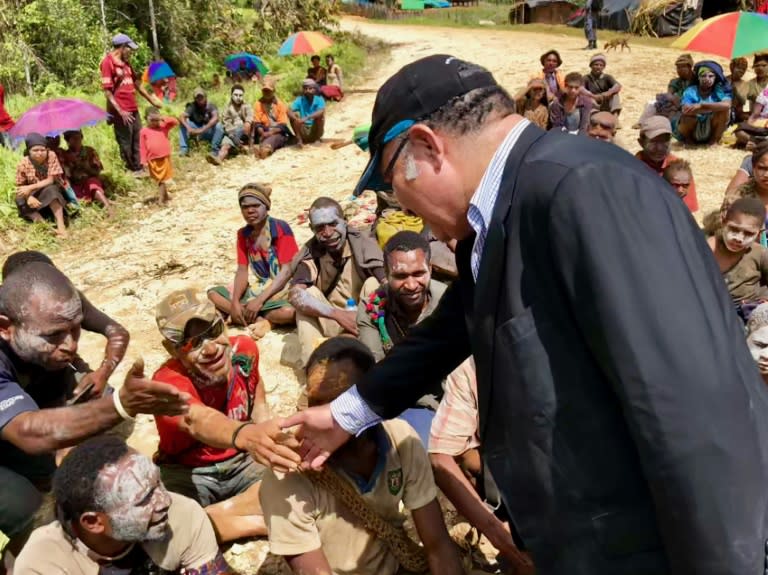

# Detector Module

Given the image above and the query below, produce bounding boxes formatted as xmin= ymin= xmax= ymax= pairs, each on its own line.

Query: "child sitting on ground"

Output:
xmin=61 ymin=130 xmax=112 ymax=216
xmin=662 ymin=158 xmax=694 ymax=202
xmin=140 ymin=106 xmax=178 ymax=203
xmin=260 ymin=337 xmax=464 ymax=575
xmin=707 ymin=197 xmax=768 ymax=320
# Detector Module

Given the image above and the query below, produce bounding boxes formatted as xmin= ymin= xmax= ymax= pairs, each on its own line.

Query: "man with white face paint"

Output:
xmin=0 ymin=262 xmax=191 ymax=559
xmin=15 ymin=435 xmax=232 ymax=575
xmin=282 ymin=55 xmax=768 ymax=575
xmin=209 ymin=84 xmax=254 ymax=166
xmin=288 ymin=196 xmax=385 ymax=367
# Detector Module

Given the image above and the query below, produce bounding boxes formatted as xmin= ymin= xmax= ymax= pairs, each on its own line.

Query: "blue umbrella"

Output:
xmin=224 ymin=53 xmax=269 ymax=75
xmin=145 ymin=60 xmax=175 ymax=84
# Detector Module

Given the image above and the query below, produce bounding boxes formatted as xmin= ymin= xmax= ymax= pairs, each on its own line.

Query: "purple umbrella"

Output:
xmin=8 ymin=98 xmax=108 ymax=143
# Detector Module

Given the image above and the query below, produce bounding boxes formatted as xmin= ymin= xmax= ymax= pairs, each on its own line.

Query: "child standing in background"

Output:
xmin=140 ymin=107 xmax=178 ymax=203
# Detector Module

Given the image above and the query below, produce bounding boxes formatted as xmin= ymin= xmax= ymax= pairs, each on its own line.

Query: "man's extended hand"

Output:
xmin=119 ymin=358 xmax=191 ymax=417
xmin=236 ymin=419 xmax=302 ymax=473
xmin=280 ymin=404 xmax=352 ymax=470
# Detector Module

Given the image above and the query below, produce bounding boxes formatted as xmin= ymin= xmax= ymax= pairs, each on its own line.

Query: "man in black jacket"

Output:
xmin=282 ymin=55 xmax=768 ymax=574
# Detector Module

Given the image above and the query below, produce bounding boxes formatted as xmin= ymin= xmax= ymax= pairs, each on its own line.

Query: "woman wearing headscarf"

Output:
xmin=536 ymin=50 xmax=565 ymax=101
xmin=677 ymin=60 xmax=731 ymax=145
xmin=515 ymin=78 xmax=549 ymax=129
xmin=14 ymin=132 xmax=68 ymax=237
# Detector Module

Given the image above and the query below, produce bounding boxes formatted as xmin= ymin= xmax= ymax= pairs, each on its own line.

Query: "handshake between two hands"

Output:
xmin=118 ymin=358 xmax=352 ymax=473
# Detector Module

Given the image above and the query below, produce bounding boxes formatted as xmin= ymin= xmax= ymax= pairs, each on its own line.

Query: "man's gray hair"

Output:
xmin=422 ymin=85 xmax=516 ymax=137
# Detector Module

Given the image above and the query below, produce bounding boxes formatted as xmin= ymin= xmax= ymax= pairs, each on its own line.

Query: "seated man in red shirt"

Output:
xmin=635 ymin=115 xmax=699 ymax=213
xmin=152 ymin=288 xmax=301 ymax=543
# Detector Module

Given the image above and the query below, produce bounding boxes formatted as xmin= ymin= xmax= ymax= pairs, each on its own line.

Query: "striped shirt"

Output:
xmin=428 ymin=358 xmax=479 ymax=456
xmin=331 ymin=120 xmax=530 ymax=435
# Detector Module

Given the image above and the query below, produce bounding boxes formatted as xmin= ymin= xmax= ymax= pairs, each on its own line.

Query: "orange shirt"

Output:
xmin=253 ymin=98 xmax=289 ymax=127
xmin=635 ymin=151 xmax=699 ymax=213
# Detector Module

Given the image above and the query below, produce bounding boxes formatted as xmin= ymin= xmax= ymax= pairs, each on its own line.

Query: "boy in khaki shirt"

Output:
xmin=260 ymin=337 xmax=463 ymax=575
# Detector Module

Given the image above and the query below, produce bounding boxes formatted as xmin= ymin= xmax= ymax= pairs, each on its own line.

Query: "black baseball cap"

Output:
xmin=353 ymin=55 xmax=498 ymax=196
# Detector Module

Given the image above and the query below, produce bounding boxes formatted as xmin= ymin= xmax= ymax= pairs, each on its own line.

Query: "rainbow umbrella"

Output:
xmin=142 ymin=60 xmax=175 ymax=85
xmin=225 ymin=52 xmax=269 ymax=75
xmin=8 ymin=98 xmax=107 ymax=143
xmin=278 ymin=31 xmax=333 ymax=56
xmin=671 ymin=11 xmax=768 ymax=59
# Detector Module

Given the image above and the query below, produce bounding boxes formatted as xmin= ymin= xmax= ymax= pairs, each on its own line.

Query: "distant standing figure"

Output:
xmin=140 ymin=107 xmax=179 ymax=204
xmin=100 ymin=33 xmax=163 ymax=175
xmin=583 ymin=0 xmax=597 ymax=50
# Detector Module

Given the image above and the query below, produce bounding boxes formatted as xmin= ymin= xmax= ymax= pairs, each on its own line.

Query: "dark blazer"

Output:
xmin=357 ymin=124 xmax=768 ymax=574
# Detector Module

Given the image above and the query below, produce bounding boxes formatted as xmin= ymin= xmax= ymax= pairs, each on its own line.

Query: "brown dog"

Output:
xmin=604 ymin=38 xmax=631 ymax=52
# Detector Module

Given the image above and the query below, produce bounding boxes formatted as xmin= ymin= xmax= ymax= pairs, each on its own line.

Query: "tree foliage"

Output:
xmin=0 ymin=0 xmax=339 ymax=92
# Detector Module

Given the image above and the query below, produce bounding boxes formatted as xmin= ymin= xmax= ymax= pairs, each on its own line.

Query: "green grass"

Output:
xmin=0 ymin=30 xmax=380 ymax=253
xmin=366 ymin=2 xmax=676 ymax=48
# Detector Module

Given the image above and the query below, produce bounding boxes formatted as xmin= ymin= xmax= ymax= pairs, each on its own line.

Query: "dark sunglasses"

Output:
xmin=178 ymin=317 xmax=225 ymax=353
xmin=382 ymin=136 xmax=409 ymax=182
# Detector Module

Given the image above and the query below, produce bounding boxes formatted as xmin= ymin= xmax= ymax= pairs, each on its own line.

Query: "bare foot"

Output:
xmin=247 ymin=317 xmax=272 ymax=340
xmin=55 ymin=228 xmax=68 ymax=239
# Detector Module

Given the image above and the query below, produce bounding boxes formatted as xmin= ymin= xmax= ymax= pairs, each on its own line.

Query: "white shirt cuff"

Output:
xmin=330 ymin=385 xmax=382 ymax=436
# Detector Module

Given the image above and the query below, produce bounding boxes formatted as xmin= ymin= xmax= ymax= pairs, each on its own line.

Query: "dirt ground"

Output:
xmin=6 ymin=18 xmax=749 ymax=574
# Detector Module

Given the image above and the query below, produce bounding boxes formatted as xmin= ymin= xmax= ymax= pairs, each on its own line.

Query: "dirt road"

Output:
xmin=13 ymin=18 xmax=744 ymax=573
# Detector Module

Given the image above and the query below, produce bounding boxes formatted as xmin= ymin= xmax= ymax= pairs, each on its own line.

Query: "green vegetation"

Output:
xmin=0 ymin=0 xmax=380 ymax=250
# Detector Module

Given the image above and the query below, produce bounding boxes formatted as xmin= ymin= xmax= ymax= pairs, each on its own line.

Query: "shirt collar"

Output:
xmin=468 ymin=119 xmax=531 ymax=232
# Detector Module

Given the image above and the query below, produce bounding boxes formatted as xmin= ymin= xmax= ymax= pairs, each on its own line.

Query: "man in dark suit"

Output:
xmin=282 ymin=55 xmax=768 ymax=574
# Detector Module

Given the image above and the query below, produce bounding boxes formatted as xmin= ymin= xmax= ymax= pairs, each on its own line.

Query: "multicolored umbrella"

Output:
xmin=278 ymin=31 xmax=333 ymax=56
xmin=8 ymin=98 xmax=108 ymax=142
xmin=224 ymin=52 xmax=269 ymax=75
xmin=671 ymin=11 xmax=768 ymax=59
xmin=142 ymin=60 xmax=175 ymax=85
